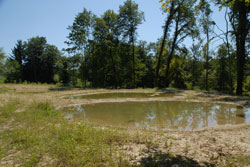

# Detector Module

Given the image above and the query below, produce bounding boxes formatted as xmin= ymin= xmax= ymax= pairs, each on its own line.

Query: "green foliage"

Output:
xmin=64 ymin=0 xmax=147 ymax=89
xmin=215 ymin=0 xmax=250 ymax=95
xmin=6 ymin=37 xmax=60 ymax=84
xmin=224 ymin=155 xmax=250 ymax=167
xmin=66 ymin=8 xmax=93 ymax=53
xmin=0 ymin=48 xmax=5 ymax=77
xmin=2 ymin=0 xmax=249 ymax=94
xmin=168 ymin=56 xmax=187 ymax=89
xmin=243 ymin=76 xmax=250 ymax=92
xmin=118 ymin=0 xmax=144 ymax=40
xmin=156 ymin=0 xmax=197 ymax=88
xmin=5 ymin=60 xmax=22 ymax=83
xmin=53 ymin=74 xmax=60 ymax=83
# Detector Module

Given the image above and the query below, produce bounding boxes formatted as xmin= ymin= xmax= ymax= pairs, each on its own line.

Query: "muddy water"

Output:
xmin=69 ymin=92 xmax=176 ymax=99
xmin=66 ymin=101 xmax=250 ymax=130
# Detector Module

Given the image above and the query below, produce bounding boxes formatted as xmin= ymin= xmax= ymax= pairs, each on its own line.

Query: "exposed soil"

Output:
xmin=121 ymin=123 xmax=250 ymax=166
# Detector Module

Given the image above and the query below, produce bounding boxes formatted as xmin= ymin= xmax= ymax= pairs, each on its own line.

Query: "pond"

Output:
xmin=68 ymin=92 xmax=176 ymax=99
xmin=65 ymin=101 xmax=250 ymax=130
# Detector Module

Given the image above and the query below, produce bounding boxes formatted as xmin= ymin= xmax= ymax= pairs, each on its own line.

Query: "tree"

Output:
xmin=66 ymin=8 xmax=94 ymax=87
xmin=159 ymin=0 xmax=197 ymax=87
xmin=215 ymin=0 xmax=250 ymax=95
xmin=189 ymin=37 xmax=203 ymax=89
xmin=231 ymin=0 xmax=250 ymax=95
xmin=24 ymin=37 xmax=47 ymax=82
xmin=7 ymin=37 xmax=61 ymax=83
xmin=10 ymin=40 xmax=26 ymax=82
xmin=41 ymin=44 xmax=60 ymax=83
xmin=198 ymin=0 xmax=215 ymax=91
xmin=57 ymin=56 xmax=70 ymax=85
xmin=5 ymin=60 xmax=22 ymax=83
xmin=0 ymin=48 xmax=5 ymax=79
xmin=155 ymin=0 xmax=178 ymax=87
xmin=103 ymin=10 xmax=121 ymax=88
xmin=137 ymin=41 xmax=155 ymax=88
xmin=118 ymin=0 xmax=144 ymax=88
xmin=215 ymin=44 xmax=231 ymax=92
xmin=214 ymin=6 xmax=235 ymax=94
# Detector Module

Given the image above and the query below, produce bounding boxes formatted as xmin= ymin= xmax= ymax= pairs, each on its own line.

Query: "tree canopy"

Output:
xmin=2 ymin=0 xmax=250 ymax=95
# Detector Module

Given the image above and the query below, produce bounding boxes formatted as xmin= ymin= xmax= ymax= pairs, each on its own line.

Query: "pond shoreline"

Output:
xmin=0 ymin=84 xmax=250 ymax=166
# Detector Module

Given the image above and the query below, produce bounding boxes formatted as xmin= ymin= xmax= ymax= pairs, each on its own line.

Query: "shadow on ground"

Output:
xmin=139 ymin=152 xmax=215 ymax=167
xmin=218 ymin=96 xmax=250 ymax=102
xmin=156 ymin=88 xmax=183 ymax=94
xmin=49 ymin=87 xmax=74 ymax=91
xmin=195 ymin=92 xmax=226 ymax=98
xmin=212 ymin=96 xmax=250 ymax=106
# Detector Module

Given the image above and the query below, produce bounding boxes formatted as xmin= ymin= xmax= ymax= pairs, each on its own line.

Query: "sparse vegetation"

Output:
xmin=1 ymin=0 xmax=249 ymax=165
xmin=0 ymin=84 xmax=249 ymax=167
xmin=0 ymin=99 xmax=132 ymax=167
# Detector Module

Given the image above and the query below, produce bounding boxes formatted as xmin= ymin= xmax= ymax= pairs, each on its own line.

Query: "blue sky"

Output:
xmin=0 ymin=0 xmax=225 ymax=56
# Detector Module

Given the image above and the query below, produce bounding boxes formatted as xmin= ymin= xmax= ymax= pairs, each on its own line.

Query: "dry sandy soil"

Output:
xmin=0 ymin=84 xmax=250 ymax=167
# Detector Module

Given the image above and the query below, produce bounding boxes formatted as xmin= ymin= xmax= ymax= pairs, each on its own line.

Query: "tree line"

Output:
xmin=0 ymin=0 xmax=249 ymax=95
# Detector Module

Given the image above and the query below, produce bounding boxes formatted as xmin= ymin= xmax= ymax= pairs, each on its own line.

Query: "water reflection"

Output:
xmin=70 ymin=92 xmax=176 ymax=99
xmin=65 ymin=105 xmax=88 ymax=120
xmin=69 ymin=101 xmax=250 ymax=130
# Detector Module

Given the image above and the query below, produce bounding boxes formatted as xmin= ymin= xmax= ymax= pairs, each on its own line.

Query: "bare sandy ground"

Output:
xmin=120 ymin=123 xmax=250 ymax=166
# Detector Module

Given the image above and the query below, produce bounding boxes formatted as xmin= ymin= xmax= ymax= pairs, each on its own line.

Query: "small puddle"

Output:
xmin=65 ymin=101 xmax=250 ymax=130
xmin=68 ymin=92 xmax=176 ymax=99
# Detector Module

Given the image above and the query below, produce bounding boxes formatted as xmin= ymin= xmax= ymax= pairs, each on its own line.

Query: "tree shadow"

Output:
xmin=212 ymin=96 xmax=250 ymax=107
xmin=156 ymin=88 xmax=183 ymax=94
xmin=139 ymin=152 xmax=215 ymax=167
xmin=217 ymin=96 xmax=250 ymax=102
xmin=196 ymin=92 xmax=226 ymax=98
xmin=48 ymin=87 xmax=74 ymax=91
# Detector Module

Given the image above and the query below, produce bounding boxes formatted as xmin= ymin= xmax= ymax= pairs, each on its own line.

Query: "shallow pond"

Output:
xmin=68 ymin=92 xmax=176 ymax=99
xmin=66 ymin=101 xmax=250 ymax=130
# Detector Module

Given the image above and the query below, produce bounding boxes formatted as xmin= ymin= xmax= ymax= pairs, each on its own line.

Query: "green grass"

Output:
xmin=0 ymin=87 xmax=9 ymax=94
xmin=224 ymin=155 xmax=250 ymax=167
xmin=0 ymin=99 xmax=132 ymax=167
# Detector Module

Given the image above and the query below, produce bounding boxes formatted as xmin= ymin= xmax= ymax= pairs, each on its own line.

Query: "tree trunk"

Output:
xmin=155 ymin=19 xmax=170 ymax=87
xmin=110 ymin=46 xmax=118 ymax=89
xmin=165 ymin=14 xmax=180 ymax=87
xmin=236 ymin=1 xmax=248 ymax=95
xmin=205 ymin=30 xmax=209 ymax=91
xmin=132 ymin=34 xmax=135 ymax=88
xmin=155 ymin=1 xmax=176 ymax=87
xmin=225 ymin=7 xmax=234 ymax=94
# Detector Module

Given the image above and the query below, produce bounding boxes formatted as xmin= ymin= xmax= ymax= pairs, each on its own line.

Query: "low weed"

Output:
xmin=224 ymin=155 xmax=250 ymax=167
xmin=0 ymin=87 xmax=8 ymax=94
xmin=0 ymin=98 xmax=20 ymax=119
xmin=0 ymin=100 xmax=132 ymax=167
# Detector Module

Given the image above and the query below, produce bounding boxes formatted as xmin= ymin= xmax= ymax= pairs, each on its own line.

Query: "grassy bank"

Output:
xmin=0 ymin=99 xmax=134 ymax=167
xmin=0 ymin=84 xmax=250 ymax=167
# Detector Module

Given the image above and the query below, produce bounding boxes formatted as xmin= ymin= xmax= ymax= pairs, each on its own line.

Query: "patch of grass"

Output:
xmin=0 ymin=98 xmax=20 ymax=119
xmin=0 ymin=100 xmax=132 ymax=167
xmin=0 ymin=87 xmax=8 ymax=94
xmin=16 ymin=91 xmax=49 ymax=94
xmin=224 ymin=155 xmax=250 ymax=167
xmin=7 ymin=129 xmax=41 ymax=150
xmin=23 ymin=154 xmax=41 ymax=167
xmin=0 ymin=148 xmax=3 ymax=159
